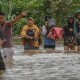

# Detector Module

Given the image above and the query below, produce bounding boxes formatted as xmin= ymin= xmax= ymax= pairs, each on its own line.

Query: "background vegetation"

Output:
xmin=0 ymin=0 xmax=80 ymax=36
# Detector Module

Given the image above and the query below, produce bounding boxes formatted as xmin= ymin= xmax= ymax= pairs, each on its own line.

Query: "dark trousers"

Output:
xmin=0 ymin=52 xmax=5 ymax=70
xmin=44 ymin=45 xmax=55 ymax=49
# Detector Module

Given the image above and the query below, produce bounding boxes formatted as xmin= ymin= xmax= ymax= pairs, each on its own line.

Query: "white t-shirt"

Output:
xmin=42 ymin=25 xmax=47 ymax=35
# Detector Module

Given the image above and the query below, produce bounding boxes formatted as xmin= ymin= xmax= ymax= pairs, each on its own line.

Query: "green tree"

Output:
xmin=0 ymin=0 xmax=80 ymax=35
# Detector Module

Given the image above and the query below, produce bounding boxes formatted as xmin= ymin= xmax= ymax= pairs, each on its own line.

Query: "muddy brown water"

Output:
xmin=0 ymin=45 xmax=80 ymax=80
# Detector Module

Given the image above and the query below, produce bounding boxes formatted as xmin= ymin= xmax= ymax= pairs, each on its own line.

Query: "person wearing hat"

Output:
xmin=21 ymin=17 xmax=39 ymax=50
xmin=74 ymin=10 xmax=80 ymax=51
xmin=63 ymin=15 xmax=76 ymax=51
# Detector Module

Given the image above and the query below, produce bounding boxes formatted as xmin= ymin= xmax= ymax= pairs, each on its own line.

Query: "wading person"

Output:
xmin=42 ymin=16 xmax=56 ymax=49
xmin=0 ymin=11 xmax=27 ymax=64
xmin=0 ymin=30 xmax=5 ymax=70
xmin=63 ymin=15 xmax=76 ymax=51
xmin=74 ymin=10 xmax=80 ymax=51
xmin=21 ymin=17 xmax=39 ymax=50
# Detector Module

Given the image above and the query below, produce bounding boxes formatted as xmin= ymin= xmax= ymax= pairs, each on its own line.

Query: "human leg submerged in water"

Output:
xmin=2 ymin=48 xmax=14 ymax=67
xmin=0 ymin=52 xmax=5 ymax=70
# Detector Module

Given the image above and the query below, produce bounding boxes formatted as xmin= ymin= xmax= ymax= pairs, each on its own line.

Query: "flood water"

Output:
xmin=0 ymin=45 xmax=80 ymax=80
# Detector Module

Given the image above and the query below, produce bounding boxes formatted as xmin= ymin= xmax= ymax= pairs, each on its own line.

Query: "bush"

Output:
xmin=13 ymin=18 xmax=26 ymax=36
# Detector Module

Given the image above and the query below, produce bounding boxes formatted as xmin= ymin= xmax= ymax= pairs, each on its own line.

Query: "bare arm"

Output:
xmin=10 ymin=11 xmax=27 ymax=26
xmin=0 ymin=39 xmax=4 ymax=46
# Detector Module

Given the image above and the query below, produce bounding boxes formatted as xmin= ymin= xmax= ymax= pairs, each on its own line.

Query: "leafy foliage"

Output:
xmin=0 ymin=0 xmax=80 ymax=35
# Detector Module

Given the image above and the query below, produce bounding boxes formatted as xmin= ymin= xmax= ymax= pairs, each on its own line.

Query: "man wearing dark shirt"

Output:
xmin=0 ymin=30 xmax=5 ymax=70
xmin=0 ymin=11 xmax=27 ymax=64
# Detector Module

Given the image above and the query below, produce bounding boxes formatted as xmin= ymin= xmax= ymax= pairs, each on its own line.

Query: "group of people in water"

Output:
xmin=0 ymin=10 xmax=80 ymax=70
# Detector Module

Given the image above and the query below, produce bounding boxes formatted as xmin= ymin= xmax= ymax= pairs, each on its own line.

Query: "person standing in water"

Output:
xmin=0 ymin=11 xmax=27 ymax=64
xmin=42 ymin=16 xmax=56 ymax=49
xmin=63 ymin=15 xmax=76 ymax=51
xmin=21 ymin=17 xmax=39 ymax=50
xmin=74 ymin=10 xmax=80 ymax=51
xmin=0 ymin=30 xmax=5 ymax=70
